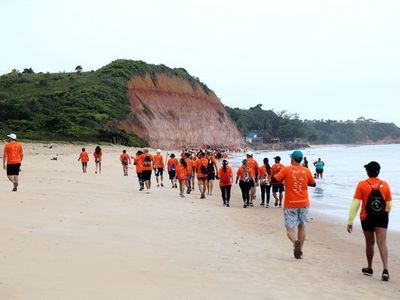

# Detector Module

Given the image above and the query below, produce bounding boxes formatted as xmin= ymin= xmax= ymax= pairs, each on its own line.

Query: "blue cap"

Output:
xmin=290 ymin=150 xmax=303 ymax=161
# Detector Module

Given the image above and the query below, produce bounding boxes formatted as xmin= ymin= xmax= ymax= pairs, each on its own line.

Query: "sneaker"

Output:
xmin=161 ymin=183 xmax=164 ymax=187
xmin=266 ymin=204 xmax=269 ymax=208
xmin=226 ymin=203 xmax=230 ymax=207
xmin=200 ymin=194 xmax=205 ymax=199
xmin=243 ymin=203 xmax=247 ymax=208
xmin=12 ymin=183 xmax=18 ymax=192
xmin=294 ymin=240 xmax=302 ymax=259
xmin=146 ymin=190 xmax=150 ymax=194
xmin=382 ymin=269 xmax=389 ymax=281
xmin=249 ymin=202 xmax=254 ymax=207
xmin=174 ymin=184 xmax=178 ymax=188
xmin=362 ymin=268 xmax=373 ymax=276
xmin=274 ymin=200 xmax=278 ymax=206
xmin=260 ymin=202 xmax=265 ymax=206
xmin=139 ymin=187 xmax=144 ymax=191
xmin=157 ymin=184 xmax=160 ymax=187
xmin=180 ymin=193 xmax=185 ymax=198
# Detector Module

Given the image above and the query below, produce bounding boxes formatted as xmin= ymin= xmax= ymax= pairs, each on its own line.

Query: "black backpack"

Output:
xmin=143 ymin=155 xmax=152 ymax=166
xmin=365 ymin=181 xmax=386 ymax=216
xmin=207 ymin=159 xmax=215 ymax=174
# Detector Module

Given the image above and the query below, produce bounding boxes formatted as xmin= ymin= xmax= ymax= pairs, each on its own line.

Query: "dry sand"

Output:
xmin=0 ymin=143 xmax=399 ymax=300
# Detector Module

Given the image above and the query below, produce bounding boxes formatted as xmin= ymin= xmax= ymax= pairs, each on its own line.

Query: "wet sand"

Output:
xmin=0 ymin=143 xmax=399 ymax=299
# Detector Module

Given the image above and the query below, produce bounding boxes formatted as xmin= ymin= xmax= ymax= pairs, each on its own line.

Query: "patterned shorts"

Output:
xmin=284 ymin=207 xmax=309 ymax=229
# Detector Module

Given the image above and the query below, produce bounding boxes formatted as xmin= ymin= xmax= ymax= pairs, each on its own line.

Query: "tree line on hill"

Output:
xmin=225 ymin=104 xmax=400 ymax=144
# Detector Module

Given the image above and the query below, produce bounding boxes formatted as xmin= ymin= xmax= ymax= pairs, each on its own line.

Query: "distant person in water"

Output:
xmin=3 ymin=133 xmax=23 ymax=192
xmin=120 ymin=150 xmax=131 ymax=176
xmin=347 ymin=161 xmax=392 ymax=282
xmin=272 ymin=150 xmax=316 ymax=259
xmin=93 ymin=146 xmax=102 ymax=174
xmin=271 ymin=156 xmax=285 ymax=207
xmin=153 ymin=149 xmax=164 ymax=187
xmin=259 ymin=158 xmax=272 ymax=207
xmin=302 ymin=157 xmax=309 ymax=168
xmin=78 ymin=148 xmax=89 ymax=173
xmin=313 ymin=158 xmax=325 ymax=179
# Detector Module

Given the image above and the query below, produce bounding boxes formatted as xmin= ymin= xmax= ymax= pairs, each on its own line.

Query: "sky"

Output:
xmin=1 ymin=0 xmax=399 ymax=125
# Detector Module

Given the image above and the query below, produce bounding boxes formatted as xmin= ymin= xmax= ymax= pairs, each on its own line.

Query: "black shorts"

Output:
xmin=207 ymin=172 xmax=216 ymax=180
xmin=169 ymin=171 xmax=176 ymax=180
xmin=142 ymin=170 xmax=152 ymax=181
xmin=7 ymin=163 xmax=21 ymax=176
xmin=272 ymin=183 xmax=284 ymax=193
xmin=155 ymin=168 xmax=164 ymax=176
xmin=316 ymin=169 xmax=323 ymax=174
xmin=361 ymin=214 xmax=389 ymax=231
xmin=82 ymin=162 xmax=87 ymax=167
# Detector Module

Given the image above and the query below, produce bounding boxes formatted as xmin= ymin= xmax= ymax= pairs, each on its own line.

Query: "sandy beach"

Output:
xmin=0 ymin=143 xmax=399 ymax=300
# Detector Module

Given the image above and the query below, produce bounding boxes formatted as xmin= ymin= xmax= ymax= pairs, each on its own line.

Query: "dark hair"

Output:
xmin=180 ymin=158 xmax=187 ymax=168
xmin=222 ymin=159 xmax=228 ymax=172
xmin=136 ymin=150 xmax=143 ymax=155
xmin=123 ymin=150 xmax=126 ymax=154
xmin=263 ymin=157 xmax=271 ymax=174
xmin=242 ymin=159 xmax=247 ymax=166
xmin=95 ymin=146 xmax=101 ymax=154
xmin=82 ymin=148 xmax=85 ymax=151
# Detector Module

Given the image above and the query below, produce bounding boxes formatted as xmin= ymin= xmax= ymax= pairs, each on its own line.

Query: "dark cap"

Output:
xmin=170 ymin=153 xmax=175 ymax=158
xmin=364 ymin=161 xmax=380 ymax=176
xmin=273 ymin=156 xmax=281 ymax=161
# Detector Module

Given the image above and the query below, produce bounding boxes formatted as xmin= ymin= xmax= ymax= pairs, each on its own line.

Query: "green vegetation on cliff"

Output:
xmin=225 ymin=104 xmax=400 ymax=144
xmin=0 ymin=60 xmax=210 ymax=145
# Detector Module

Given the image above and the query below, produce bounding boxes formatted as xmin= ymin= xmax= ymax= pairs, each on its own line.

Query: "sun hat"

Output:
xmin=246 ymin=151 xmax=253 ymax=156
xmin=7 ymin=133 xmax=17 ymax=140
xmin=156 ymin=149 xmax=161 ymax=153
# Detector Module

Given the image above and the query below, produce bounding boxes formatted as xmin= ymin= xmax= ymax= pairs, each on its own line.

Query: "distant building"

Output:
xmin=245 ymin=130 xmax=264 ymax=144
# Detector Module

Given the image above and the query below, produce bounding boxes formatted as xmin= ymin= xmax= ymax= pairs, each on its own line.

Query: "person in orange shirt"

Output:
xmin=347 ymin=161 xmax=392 ymax=281
xmin=176 ymin=158 xmax=188 ymax=198
xmin=259 ymin=157 xmax=272 ymax=207
xmin=206 ymin=152 xmax=218 ymax=196
xmin=271 ymin=156 xmax=285 ymax=207
xmin=246 ymin=151 xmax=259 ymax=206
xmin=120 ymin=150 xmax=131 ymax=176
xmin=93 ymin=146 xmax=103 ymax=174
xmin=196 ymin=151 xmax=209 ymax=199
xmin=236 ymin=159 xmax=255 ymax=208
xmin=133 ymin=150 xmax=144 ymax=191
xmin=153 ymin=149 xmax=164 ymax=187
xmin=218 ymin=159 xmax=233 ymax=207
xmin=184 ymin=153 xmax=194 ymax=194
xmin=167 ymin=153 xmax=179 ymax=188
xmin=140 ymin=149 xmax=154 ymax=194
xmin=3 ymin=133 xmax=23 ymax=192
xmin=191 ymin=152 xmax=197 ymax=191
xmin=273 ymin=150 xmax=316 ymax=259
xmin=78 ymin=148 xmax=89 ymax=173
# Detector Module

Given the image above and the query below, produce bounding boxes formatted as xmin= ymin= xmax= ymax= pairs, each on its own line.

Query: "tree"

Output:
xmin=75 ymin=65 xmax=83 ymax=73
xmin=22 ymin=68 xmax=34 ymax=74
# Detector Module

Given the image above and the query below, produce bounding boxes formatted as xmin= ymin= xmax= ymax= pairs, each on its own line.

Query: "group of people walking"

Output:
xmin=2 ymin=133 xmax=394 ymax=281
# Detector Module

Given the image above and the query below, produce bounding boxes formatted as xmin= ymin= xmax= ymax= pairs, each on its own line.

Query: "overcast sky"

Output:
xmin=1 ymin=0 xmax=399 ymax=125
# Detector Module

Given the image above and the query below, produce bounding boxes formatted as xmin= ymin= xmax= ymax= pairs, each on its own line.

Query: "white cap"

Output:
xmin=246 ymin=151 xmax=253 ymax=156
xmin=156 ymin=149 xmax=161 ymax=153
xmin=7 ymin=133 xmax=17 ymax=140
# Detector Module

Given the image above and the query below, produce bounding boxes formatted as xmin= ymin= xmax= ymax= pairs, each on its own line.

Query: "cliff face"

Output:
xmin=119 ymin=73 xmax=243 ymax=149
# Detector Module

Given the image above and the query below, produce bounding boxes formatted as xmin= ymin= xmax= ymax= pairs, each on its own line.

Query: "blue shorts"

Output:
xmin=284 ymin=207 xmax=309 ymax=229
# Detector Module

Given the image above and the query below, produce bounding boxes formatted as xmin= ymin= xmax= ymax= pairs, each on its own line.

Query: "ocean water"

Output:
xmin=230 ymin=144 xmax=400 ymax=231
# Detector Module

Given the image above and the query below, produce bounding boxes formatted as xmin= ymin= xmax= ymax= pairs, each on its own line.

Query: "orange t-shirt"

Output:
xmin=218 ymin=166 xmax=233 ymax=186
xmin=196 ymin=157 xmax=209 ymax=178
xmin=93 ymin=152 xmax=103 ymax=161
xmin=259 ymin=165 xmax=271 ymax=181
xmin=153 ymin=154 xmax=164 ymax=169
xmin=271 ymin=163 xmax=285 ymax=183
xmin=3 ymin=141 xmax=23 ymax=164
xmin=167 ymin=158 xmax=179 ymax=172
xmin=185 ymin=158 xmax=194 ymax=175
xmin=274 ymin=165 xmax=315 ymax=208
xmin=176 ymin=164 xmax=188 ymax=181
xmin=79 ymin=151 xmax=89 ymax=163
xmin=247 ymin=158 xmax=259 ymax=177
xmin=141 ymin=154 xmax=153 ymax=171
xmin=353 ymin=177 xmax=392 ymax=221
xmin=120 ymin=153 xmax=130 ymax=164
xmin=236 ymin=166 xmax=255 ymax=181
xmin=135 ymin=154 xmax=144 ymax=173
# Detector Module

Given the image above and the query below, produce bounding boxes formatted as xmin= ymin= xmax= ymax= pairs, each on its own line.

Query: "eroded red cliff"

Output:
xmin=119 ymin=73 xmax=243 ymax=149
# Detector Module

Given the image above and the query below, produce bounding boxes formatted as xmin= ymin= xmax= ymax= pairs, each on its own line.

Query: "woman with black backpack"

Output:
xmin=218 ymin=159 xmax=233 ymax=207
xmin=206 ymin=152 xmax=218 ymax=196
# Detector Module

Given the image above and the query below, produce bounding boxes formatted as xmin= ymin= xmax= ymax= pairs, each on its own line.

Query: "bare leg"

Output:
xmin=209 ymin=180 xmax=213 ymax=195
xmin=298 ymin=224 xmax=306 ymax=250
xmin=363 ymin=230 xmax=375 ymax=269
xmin=375 ymin=227 xmax=388 ymax=270
xmin=286 ymin=227 xmax=297 ymax=243
xmin=279 ymin=192 xmax=283 ymax=206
